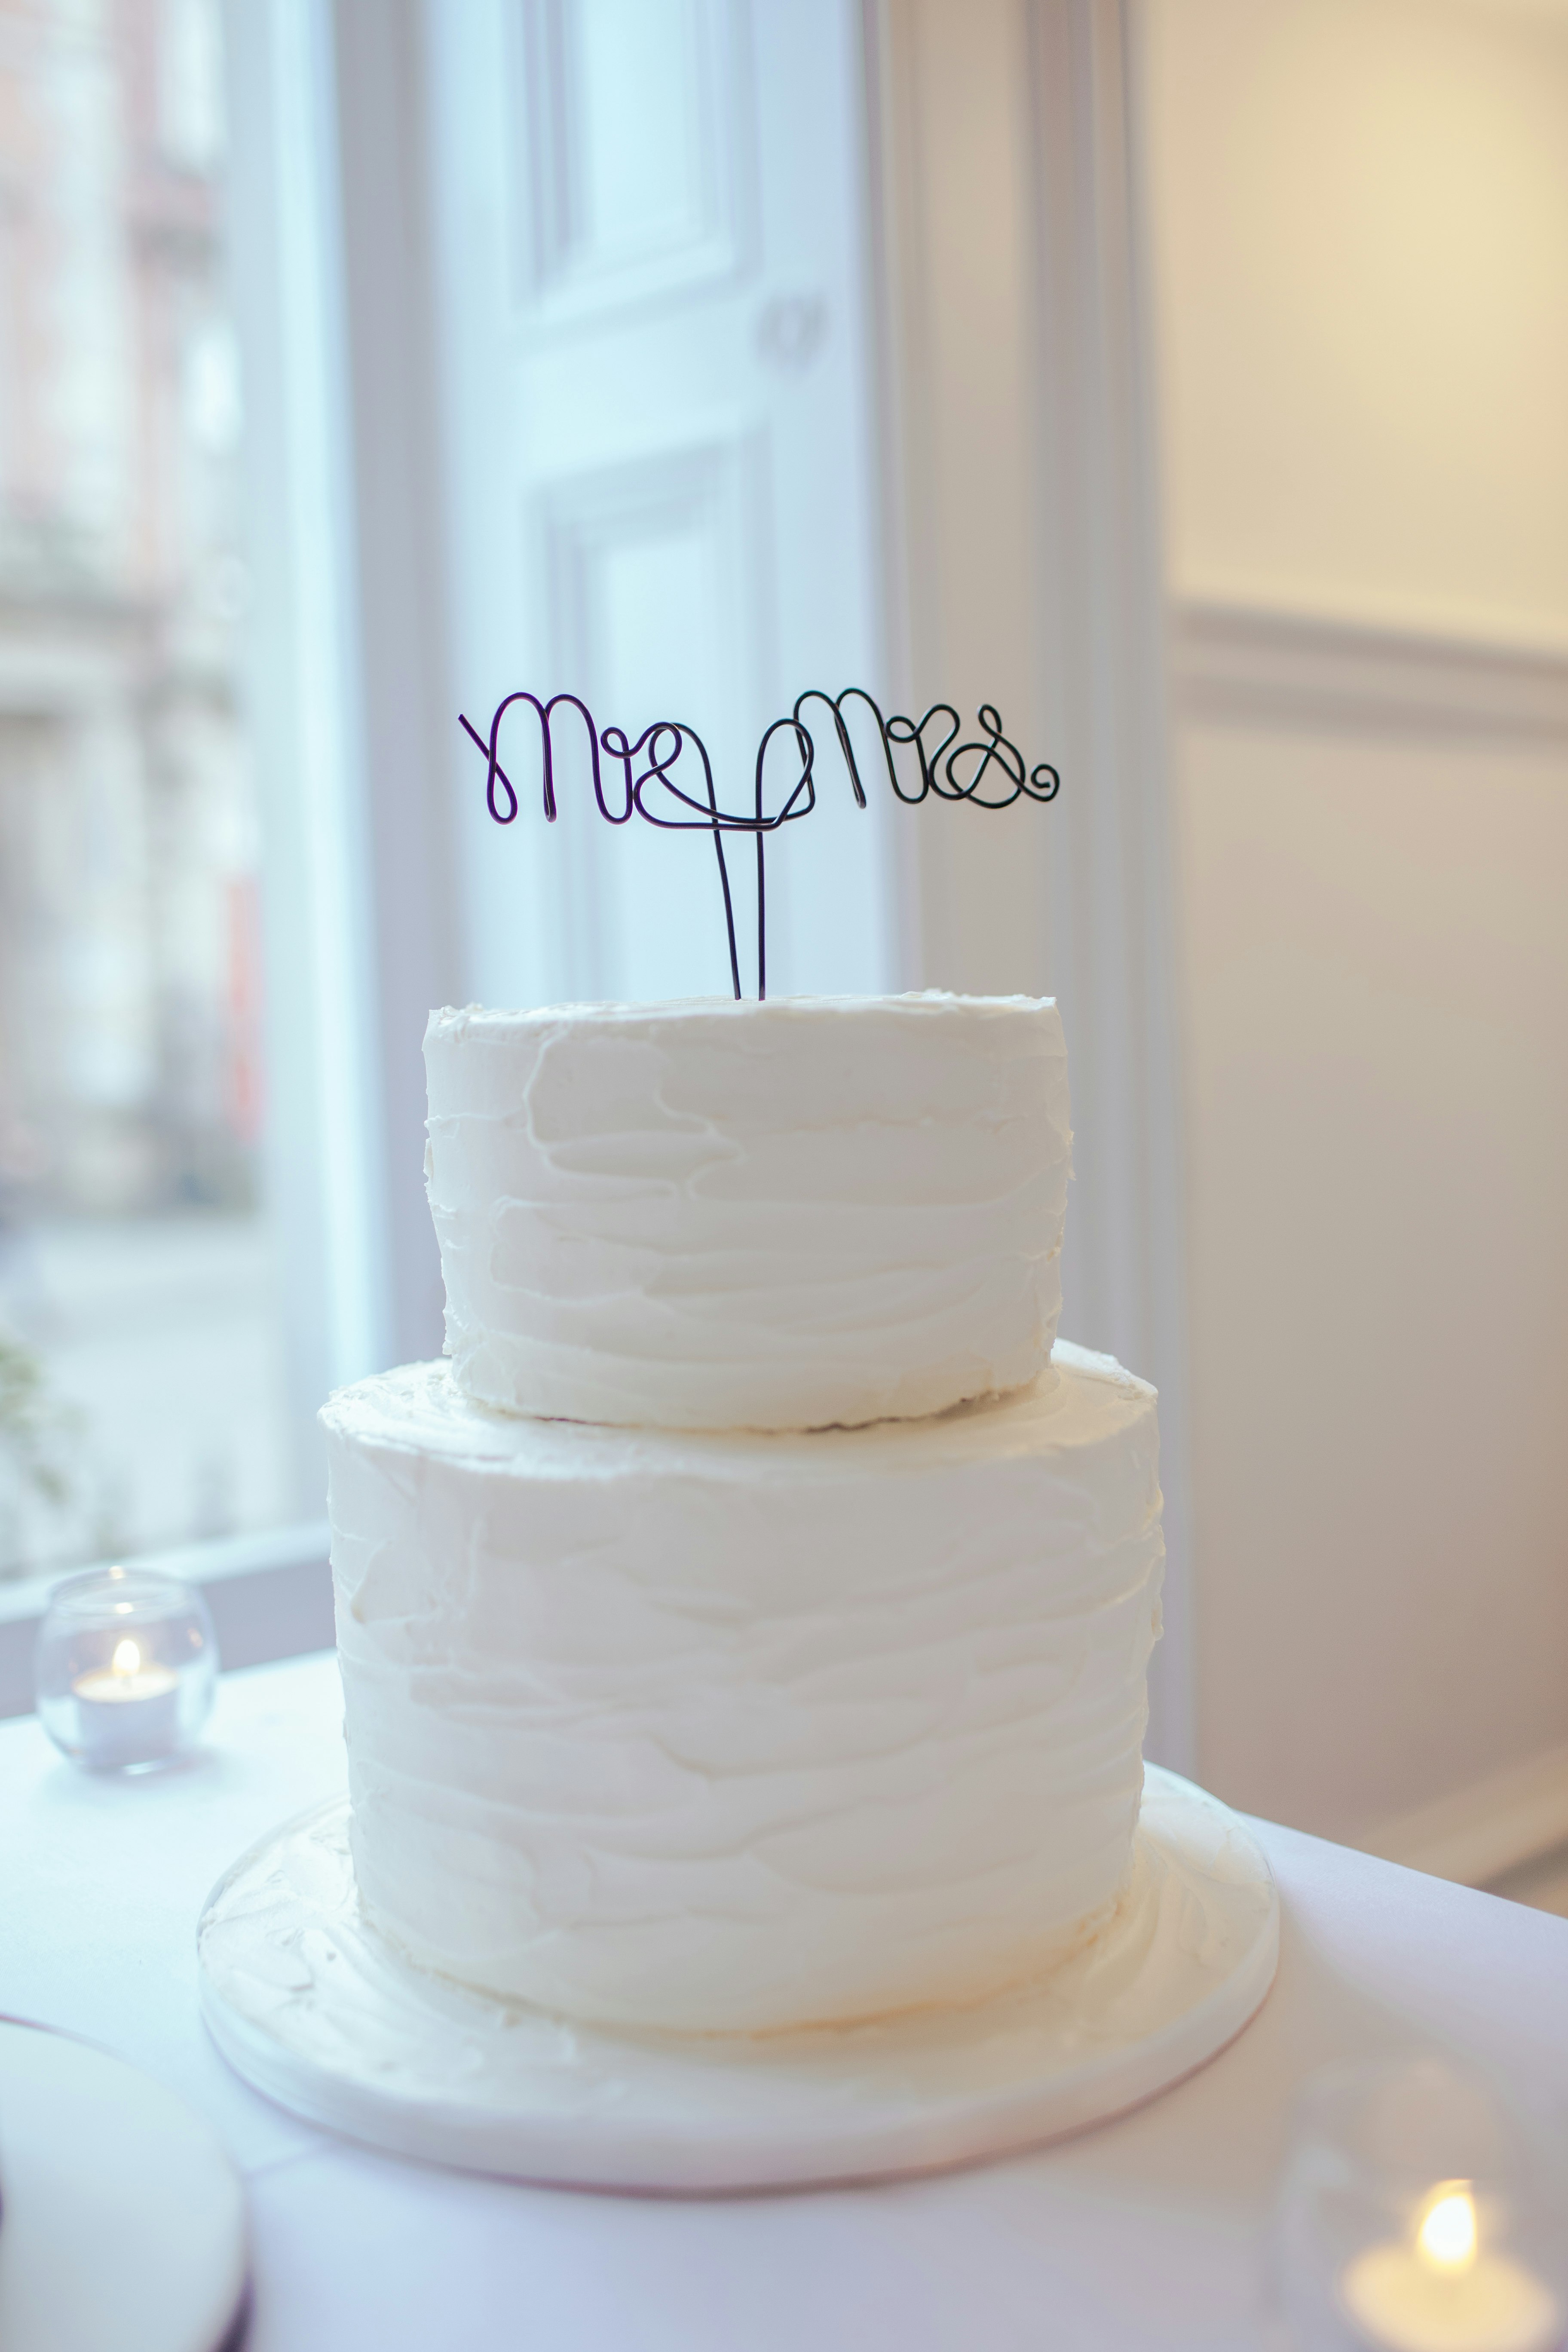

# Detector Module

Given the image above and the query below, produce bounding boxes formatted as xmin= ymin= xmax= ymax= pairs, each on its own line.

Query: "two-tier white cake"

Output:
xmin=321 ymin=992 xmax=1165 ymax=2037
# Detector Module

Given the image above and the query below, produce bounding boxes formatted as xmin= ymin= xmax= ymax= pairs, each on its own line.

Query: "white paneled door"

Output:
xmin=427 ymin=0 xmax=890 ymax=1011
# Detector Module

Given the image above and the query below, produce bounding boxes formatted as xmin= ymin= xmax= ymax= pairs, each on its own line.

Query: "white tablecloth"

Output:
xmin=4 ymin=1653 xmax=1565 ymax=2351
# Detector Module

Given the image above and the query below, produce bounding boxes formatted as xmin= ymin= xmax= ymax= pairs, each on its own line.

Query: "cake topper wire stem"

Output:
xmin=459 ymin=687 xmax=1059 ymax=1000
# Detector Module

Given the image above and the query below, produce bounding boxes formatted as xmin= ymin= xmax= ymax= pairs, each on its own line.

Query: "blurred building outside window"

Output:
xmin=0 ymin=0 xmax=292 ymax=1580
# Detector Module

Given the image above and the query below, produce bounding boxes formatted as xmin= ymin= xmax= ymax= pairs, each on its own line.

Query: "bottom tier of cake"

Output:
xmin=321 ymin=1344 xmax=1164 ymax=2037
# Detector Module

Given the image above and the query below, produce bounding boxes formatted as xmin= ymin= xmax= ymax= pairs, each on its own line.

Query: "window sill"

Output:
xmin=0 ymin=1520 xmax=333 ymax=1720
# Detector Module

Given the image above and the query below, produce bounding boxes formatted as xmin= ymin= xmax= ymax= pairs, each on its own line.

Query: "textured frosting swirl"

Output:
xmin=322 ymin=1344 xmax=1164 ymax=2036
xmin=423 ymin=992 xmax=1071 ymax=1431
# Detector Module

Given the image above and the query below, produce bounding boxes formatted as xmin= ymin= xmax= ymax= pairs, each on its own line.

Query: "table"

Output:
xmin=4 ymin=1654 xmax=1565 ymax=2352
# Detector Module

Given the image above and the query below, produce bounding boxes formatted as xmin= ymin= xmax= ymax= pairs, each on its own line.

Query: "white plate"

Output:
xmin=197 ymin=1764 xmax=1278 ymax=2195
xmin=0 ymin=2019 xmax=248 ymax=2352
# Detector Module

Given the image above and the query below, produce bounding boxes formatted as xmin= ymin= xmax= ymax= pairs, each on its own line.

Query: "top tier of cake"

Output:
xmin=424 ymin=991 xmax=1072 ymax=1432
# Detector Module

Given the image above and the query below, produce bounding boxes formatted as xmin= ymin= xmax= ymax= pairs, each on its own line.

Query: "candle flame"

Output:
xmin=1417 ymin=2181 xmax=1477 ymax=2275
xmin=112 ymin=1638 xmax=141 ymax=1677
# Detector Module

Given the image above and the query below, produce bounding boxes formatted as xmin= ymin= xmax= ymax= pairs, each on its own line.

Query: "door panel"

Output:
xmin=429 ymin=0 xmax=888 ymax=1010
xmin=539 ymin=432 xmax=769 ymax=1000
xmin=517 ymin=0 xmax=753 ymax=321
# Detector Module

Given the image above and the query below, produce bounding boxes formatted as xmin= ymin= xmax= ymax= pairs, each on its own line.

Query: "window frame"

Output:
xmin=0 ymin=0 xmax=470 ymax=1694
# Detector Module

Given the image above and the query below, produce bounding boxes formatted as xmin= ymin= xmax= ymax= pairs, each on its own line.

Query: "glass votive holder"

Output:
xmin=34 ymin=1566 xmax=219 ymax=1773
xmin=1272 ymin=2054 xmax=1568 ymax=2352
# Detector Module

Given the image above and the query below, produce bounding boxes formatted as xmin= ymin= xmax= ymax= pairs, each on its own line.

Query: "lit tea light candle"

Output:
xmin=1340 ymin=2179 xmax=1563 ymax=2352
xmin=72 ymin=1636 xmax=181 ymax=1768
xmin=36 ymin=1565 xmax=218 ymax=1771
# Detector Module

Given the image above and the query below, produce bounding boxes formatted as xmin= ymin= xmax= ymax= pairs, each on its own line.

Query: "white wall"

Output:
xmin=1145 ymin=0 xmax=1568 ymax=1850
xmin=1150 ymin=0 xmax=1568 ymax=642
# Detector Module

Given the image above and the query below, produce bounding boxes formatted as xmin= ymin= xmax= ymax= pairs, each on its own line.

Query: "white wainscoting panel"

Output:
xmin=1355 ymin=1739 xmax=1568 ymax=1893
xmin=1169 ymin=592 xmax=1568 ymax=1853
xmin=1173 ymin=597 xmax=1568 ymax=741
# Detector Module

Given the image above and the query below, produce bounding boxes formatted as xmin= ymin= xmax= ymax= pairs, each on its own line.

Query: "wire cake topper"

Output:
xmin=459 ymin=688 xmax=1061 ymax=1000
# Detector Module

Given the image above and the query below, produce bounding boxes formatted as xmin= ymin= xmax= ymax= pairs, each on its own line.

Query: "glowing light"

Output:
xmin=1418 ymin=2182 xmax=1477 ymax=2275
xmin=112 ymin=1639 xmax=141 ymax=1677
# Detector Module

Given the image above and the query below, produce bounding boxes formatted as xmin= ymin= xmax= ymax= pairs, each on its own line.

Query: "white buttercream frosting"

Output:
xmin=323 ymin=1344 xmax=1164 ymax=2037
xmin=423 ymin=992 xmax=1071 ymax=1432
xmin=197 ymin=1772 xmax=1275 ymax=2190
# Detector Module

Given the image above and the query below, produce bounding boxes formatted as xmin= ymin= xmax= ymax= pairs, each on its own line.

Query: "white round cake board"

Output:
xmin=197 ymin=1766 xmax=1278 ymax=2195
xmin=0 ymin=2019 xmax=248 ymax=2352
